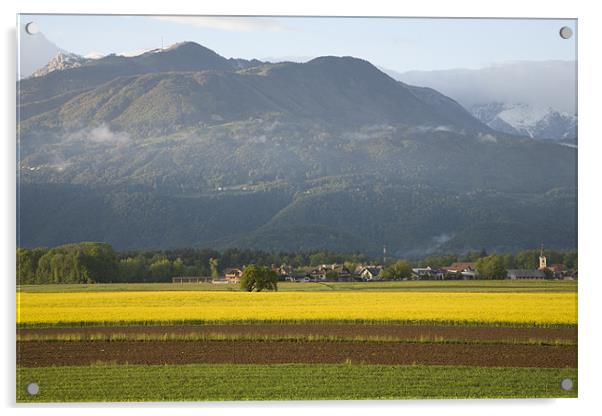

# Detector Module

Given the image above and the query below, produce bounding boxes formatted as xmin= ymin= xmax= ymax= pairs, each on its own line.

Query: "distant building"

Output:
xmin=281 ymin=264 xmax=294 ymax=275
xmin=412 ymin=267 xmax=444 ymax=280
xmin=445 ymin=262 xmax=477 ymax=273
xmin=224 ymin=268 xmax=243 ymax=284
xmin=317 ymin=264 xmax=352 ymax=281
xmin=285 ymin=272 xmax=310 ymax=283
xmin=444 ymin=262 xmax=478 ymax=279
xmin=308 ymin=268 xmax=326 ymax=281
xmin=507 ymin=269 xmax=546 ymax=280
xmin=333 ymin=265 xmax=352 ymax=281
xmin=359 ymin=266 xmax=383 ymax=281
xmin=547 ymin=263 xmax=571 ymax=279
xmin=275 ymin=265 xmax=294 ymax=279
xmin=538 ymin=244 xmax=547 ymax=270
xmin=548 ymin=264 xmax=565 ymax=273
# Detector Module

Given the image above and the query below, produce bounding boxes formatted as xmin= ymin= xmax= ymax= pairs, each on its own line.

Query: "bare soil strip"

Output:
xmin=17 ymin=324 xmax=577 ymax=343
xmin=17 ymin=340 xmax=576 ymax=368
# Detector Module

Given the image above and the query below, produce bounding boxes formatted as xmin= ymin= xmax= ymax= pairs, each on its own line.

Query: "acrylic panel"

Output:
xmin=16 ymin=15 xmax=577 ymax=402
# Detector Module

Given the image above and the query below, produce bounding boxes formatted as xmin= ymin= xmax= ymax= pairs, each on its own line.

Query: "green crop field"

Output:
xmin=17 ymin=279 xmax=577 ymax=294
xmin=16 ymin=279 xmax=578 ymax=401
xmin=17 ymin=364 xmax=577 ymax=402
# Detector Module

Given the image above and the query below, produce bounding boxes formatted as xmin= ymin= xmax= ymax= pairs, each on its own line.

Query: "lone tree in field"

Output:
xmin=240 ymin=264 xmax=278 ymax=292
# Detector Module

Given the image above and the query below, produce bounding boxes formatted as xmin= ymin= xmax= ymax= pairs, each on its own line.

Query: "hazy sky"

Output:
xmin=18 ymin=15 xmax=576 ymax=72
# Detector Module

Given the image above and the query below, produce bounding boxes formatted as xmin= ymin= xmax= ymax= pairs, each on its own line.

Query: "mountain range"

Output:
xmin=17 ymin=42 xmax=577 ymax=256
xmin=471 ymin=102 xmax=577 ymax=142
xmin=392 ymin=61 xmax=577 ymax=143
xmin=31 ymin=51 xmax=90 ymax=77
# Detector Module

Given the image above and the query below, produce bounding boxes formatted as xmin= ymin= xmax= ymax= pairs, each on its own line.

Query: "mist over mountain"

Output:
xmin=393 ymin=61 xmax=576 ymax=114
xmin=391 ymin=61 xmax=577 ymax=143
xmin=17 ymin=42 xmax=577 ymax=256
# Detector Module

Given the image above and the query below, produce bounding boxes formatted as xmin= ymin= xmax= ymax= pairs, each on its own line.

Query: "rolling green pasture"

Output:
xmin=17 ymin=364 xmax=577 ymax=402
xmin=17 ymin=279 xmax=577 ymax=293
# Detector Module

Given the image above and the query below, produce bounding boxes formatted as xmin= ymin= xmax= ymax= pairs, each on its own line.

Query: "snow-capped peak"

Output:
xmin=471 ymin=102 xmax=577 ymax=142
xmin=31 ymin=52 xmax=89 ymax=77
xmin=84 ymin=52 xmax=105 ymax=60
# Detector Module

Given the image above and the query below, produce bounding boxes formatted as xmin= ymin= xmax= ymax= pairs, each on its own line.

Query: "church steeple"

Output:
xmin=539 ymin=244 xmax=547 ymax=270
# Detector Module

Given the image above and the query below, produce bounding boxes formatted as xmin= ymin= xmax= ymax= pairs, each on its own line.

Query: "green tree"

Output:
xmin=209 ymin=257 xmax=220 ymax=278
xmin=515 ymin=250 xmax=539 ymax=269
xmin=501 ymin=253 xmax=516 ymax=270
xmin=148 ymin=258 xmax=171 ymax=281
xmin=381 ymin=260 xmax=412 ymax=280
xmin=563 ymin=251 xmax=578 ymax=270
xmin=172 ymin=257 xmax=185 ymax=276
xmin=309 ymin=252 xmax=330 ymax=267
xmin=240 ymin=264 xmax=278 ymax=292
xmin=78 ymin=243 xmax=118 ymax=282
xmin=17 ymin=247 xmax=48 ymax=284
xmin=343 ymin=261 xmax=357 ymax=275
xmin=118 ymin=256 xmax=146 ymax=282
xmin=476 ymin=255 xmax=507 ymax=279
xmin=325 ymin=269 xmax=338 ymax=280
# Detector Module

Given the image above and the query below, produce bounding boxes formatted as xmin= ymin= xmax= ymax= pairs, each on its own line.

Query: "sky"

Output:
xmin=18 ymin=14 xmax=576 ymax=73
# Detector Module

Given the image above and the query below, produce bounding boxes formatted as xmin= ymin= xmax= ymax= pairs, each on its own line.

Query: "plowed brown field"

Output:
xmin=17 ymin=340 xmax=577 ymax=368
xmin=17 ymin=324 xmax=577 ymax=343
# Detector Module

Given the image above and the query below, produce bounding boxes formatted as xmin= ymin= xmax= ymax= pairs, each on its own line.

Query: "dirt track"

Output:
xmin=17 ymin=324 xmax=577 ymax=343
xmin=17 ymin=340 xmax=577 ymax=368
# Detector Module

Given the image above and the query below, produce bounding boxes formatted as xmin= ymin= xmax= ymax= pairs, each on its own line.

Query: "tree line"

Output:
xmin=16 ymin=242 xmax=578 ymax=284
xmin=415 ymin=250 xmax=577 ymax=273
xmin=16 ymin=243 xmax=376 ymax=284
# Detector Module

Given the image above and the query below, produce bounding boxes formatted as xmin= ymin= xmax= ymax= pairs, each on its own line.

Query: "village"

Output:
xmin=173 ymin=248 xmax=577 ymax=284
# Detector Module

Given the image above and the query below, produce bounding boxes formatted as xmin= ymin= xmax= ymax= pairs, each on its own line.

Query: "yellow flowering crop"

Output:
xmin=17 ymin=291 xmax=577 ymax=325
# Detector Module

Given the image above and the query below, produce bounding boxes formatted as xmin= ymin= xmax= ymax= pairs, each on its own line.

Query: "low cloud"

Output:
xmin=397 ymin=233 xmax=456 ymax=258
xmin=118 ymin=48 xmax=155 ymax=57
xmin=262 ymin=55 xmax=315 ymax=63
xmin=434 ymin=125 xmax=453 ymax=132
xmin=478 ymin=133 xmax=498 ymax=143
xmin=397 ymin=61 xmax=577 ymax=115
xmin=68 ymin=124 xmax=131 ymax=146
xmin=408 ymin=125 xmax=457 ymax=134
xmin=84 ymin=52 xmax=105 ymax=60
xmin=432 ymin=233 xmax=453 ymax=244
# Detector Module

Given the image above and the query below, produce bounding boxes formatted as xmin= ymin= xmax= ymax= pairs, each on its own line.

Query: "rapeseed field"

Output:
xmin=17 ymin=291 xmax=577 ymax=326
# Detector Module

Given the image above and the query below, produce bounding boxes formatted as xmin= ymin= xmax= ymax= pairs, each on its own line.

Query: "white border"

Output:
xmin=2 ymin=0 xmax=601 ymax=415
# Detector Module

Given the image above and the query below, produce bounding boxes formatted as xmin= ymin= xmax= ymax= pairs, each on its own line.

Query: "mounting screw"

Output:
xmin=559 ymin=26 xmax=573 ymax=39
xmin=26 ymin=382 xmax=39 ymax=395
xmin=560 ymin=378 xmax=573 ymax=391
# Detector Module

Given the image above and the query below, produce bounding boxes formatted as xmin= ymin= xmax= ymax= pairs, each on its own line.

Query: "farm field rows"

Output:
xmin=17 ymin=323 xmax=578 ymax=344
xmin=17 ymin=290 xmax=577 ymax=326
xmin=16 ymin=280 xmax=578 ymax=401
xmin=17 ymin=339 xmax=577 ymax=368
xmin=17 ymin=280 xmax=578 ymax=293
xmin=17 ymin=364 xmax=578 ymax=402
